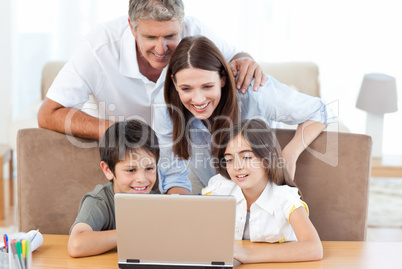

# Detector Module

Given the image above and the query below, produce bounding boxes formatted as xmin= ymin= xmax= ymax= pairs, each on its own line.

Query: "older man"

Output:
xmin=38 ymin=0 xmax=265 ymax=139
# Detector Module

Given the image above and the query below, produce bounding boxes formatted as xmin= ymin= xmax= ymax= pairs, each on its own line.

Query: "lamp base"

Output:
xmin=366 ymin=112 xmax=384 ymax=158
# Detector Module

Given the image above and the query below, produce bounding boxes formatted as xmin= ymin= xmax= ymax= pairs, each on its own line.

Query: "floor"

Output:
xmin=0 ymin=205 xmax=16 ymax=229
xmin=0 ymin=177 xmax=17 ymax=234
xmin=367 ymin=227 xmax=402 ymax=242
xmin=1 ymin=178 xmax=402 ymax=241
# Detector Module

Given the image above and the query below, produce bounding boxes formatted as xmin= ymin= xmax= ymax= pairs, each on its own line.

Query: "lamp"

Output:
xmin=356 ymin=73 xmax=398 ymax=158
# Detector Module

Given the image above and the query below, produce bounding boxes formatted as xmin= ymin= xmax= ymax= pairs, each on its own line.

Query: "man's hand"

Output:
xmin=229 ymin=53 xmax=266 ymax=93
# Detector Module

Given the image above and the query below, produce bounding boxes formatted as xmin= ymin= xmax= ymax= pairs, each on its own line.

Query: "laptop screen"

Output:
xmin=115 ymin=194 xmax=236 ymax=268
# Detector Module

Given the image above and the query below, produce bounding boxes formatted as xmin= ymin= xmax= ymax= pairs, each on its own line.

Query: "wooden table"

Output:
xmin=371 ymin=154 xmax=402 ymax=178
xmin=33 ymin=235 xmax=402 ymax=268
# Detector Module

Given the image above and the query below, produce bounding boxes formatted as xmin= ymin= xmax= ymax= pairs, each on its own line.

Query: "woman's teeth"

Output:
xmin=153 ymin=52 xmax=167 ymax=58
xmin=193 ymin=103 xmax=208 ymax=109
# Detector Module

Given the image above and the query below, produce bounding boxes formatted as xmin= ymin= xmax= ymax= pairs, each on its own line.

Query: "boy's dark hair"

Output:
xmin=99 ymin=120 xmax=160 ymax=193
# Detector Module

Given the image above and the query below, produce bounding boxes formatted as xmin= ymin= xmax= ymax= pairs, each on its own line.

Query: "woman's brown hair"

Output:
xmin=164 ymin=35 xmax=239 ymax=159
xmin=215 ymin=118 xmax=298 ymax=191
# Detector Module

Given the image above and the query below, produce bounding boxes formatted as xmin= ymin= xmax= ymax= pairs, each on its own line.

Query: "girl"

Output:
xmin=202 ymin=119 xmax=323 ymax=263
xmin=153 ymin=35 xmax=333 ymax=194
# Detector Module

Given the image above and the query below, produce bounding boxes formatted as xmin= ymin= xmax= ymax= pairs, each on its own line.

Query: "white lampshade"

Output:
xmin=356 ymin=73 xmax=398 ymax=158
xmin=356 ymin=73 xmax=398 ymax=114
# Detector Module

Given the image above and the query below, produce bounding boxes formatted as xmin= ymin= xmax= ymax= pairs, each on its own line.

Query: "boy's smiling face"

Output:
xmin=101 ymin=148 xmax=157 ymax=194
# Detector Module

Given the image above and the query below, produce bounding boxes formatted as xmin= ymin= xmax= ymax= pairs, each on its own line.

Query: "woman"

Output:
xmin=153 ymin=35 xmax=333 ymax=194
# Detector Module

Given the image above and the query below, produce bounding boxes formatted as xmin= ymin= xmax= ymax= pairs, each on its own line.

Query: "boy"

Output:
xmin=68 ymin=120 xmax=160 ymax=257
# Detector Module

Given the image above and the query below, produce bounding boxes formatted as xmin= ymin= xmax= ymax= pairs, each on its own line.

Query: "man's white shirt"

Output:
xmin=46 ymin=16 xmax=240 ymax=125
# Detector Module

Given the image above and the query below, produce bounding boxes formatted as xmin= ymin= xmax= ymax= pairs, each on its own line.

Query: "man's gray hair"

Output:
xmin=129 ymin=0 xmax=185 ymax=29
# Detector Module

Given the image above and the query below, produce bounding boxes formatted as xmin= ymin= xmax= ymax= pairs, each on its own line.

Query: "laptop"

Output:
xmin=115 ymin=193 xmax=236 ymax=269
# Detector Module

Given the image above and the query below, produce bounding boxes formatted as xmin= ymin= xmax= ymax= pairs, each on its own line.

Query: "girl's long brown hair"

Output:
xmin=215 ymin=119 xmax=299 ymax=192
xmin=164 ymin=35 xmax=239 ymax=159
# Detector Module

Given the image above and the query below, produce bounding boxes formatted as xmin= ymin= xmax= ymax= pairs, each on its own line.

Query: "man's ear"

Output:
xmin=128 ymin=18 xmax=137 ymax=39
xmin=100 ymin=161 xmax=115 ymax=181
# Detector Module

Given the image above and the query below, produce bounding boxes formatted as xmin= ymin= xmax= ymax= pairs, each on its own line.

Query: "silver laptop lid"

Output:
xmin=115 ymin=194 xmax=236 ymax=267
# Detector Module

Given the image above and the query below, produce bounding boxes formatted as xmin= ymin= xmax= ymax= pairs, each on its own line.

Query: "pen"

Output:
xmin=26 ymin=240 xmax=31 ymax=268
xmin=31 ymin=229 xmax=39 ymax=242
xmin=3 ymin=234 xmax=7 ymax=252
xmin=11 ymin=241 xmax=22 ymax=269
xmin=16 ymin=241 xmax=26 ymax=269
xmin=22 ymin=240 xmax=27 ymax=268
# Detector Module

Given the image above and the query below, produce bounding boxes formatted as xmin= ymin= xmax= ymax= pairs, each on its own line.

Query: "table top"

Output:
xmin=33 ymin=235 xmax=402 ymax=269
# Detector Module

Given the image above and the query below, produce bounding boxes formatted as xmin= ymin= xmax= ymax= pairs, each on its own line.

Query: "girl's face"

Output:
xmin=101 ymin=149 xmax=157 ymax=194
xmin=223 ymin=135 xmax=268 ymax=193
xmin=173 ymin=67 xmax=224 ymax=120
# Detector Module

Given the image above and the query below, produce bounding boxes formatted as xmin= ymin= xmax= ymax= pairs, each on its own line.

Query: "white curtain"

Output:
xmin=10 ymin=0 xmax=402 ymax=154
xmin=11 ymin=0 xmax=128 ymax=118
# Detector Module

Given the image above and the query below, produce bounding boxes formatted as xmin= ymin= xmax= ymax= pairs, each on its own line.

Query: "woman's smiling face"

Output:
xmin=173 ymin=67 xmax=224 ymax=120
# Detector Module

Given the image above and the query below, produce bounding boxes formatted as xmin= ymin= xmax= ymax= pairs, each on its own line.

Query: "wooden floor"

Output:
xmin=0 ymin=205 xmax=15 ymax=227
xmin=0 ymin=177 xmax=17 ymax=234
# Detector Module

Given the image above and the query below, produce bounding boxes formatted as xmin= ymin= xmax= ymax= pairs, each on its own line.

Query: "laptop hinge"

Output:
xmin=127 ymin=259 xmax=140 ymax=263
xmin=211 ymin=261 xmax=225 ymax=266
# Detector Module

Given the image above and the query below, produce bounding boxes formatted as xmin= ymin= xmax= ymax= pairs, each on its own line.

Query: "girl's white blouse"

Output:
xmin=202 ymin=174 xmax=308 ymax=242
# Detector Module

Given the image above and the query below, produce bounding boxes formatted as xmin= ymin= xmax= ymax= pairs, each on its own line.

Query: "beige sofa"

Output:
xmin=17 ymin=61 xmax=370 ymax=240
xmin=18 ymin=128 xmax=372 ymax=240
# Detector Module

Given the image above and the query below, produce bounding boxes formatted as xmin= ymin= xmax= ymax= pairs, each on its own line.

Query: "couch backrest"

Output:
xmin=18 ymin=128 xmax=371 ymax=240
xmin=260 ymin=61 xmax=321 ymax=97
xmin=41 ymin=61 xmax=66 ymax=100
